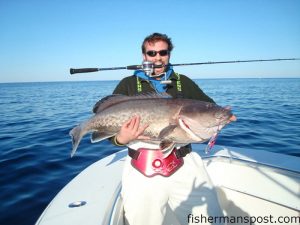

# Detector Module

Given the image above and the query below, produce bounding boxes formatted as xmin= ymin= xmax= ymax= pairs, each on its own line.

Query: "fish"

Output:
xmin=69 ymin=94 xmax=236 ymax=157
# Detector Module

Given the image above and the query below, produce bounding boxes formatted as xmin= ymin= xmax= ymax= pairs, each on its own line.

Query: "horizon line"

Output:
xmin=1 ymin=76 xmax=300 ymax=84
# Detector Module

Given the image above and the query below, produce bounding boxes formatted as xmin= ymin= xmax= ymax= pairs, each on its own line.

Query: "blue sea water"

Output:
xmin=0 ymin=78 xmax=299 ymax=225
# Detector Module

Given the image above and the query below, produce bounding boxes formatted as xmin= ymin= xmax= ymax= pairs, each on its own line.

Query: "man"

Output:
xmin=112 ymin=33 xmax=223 ymax=225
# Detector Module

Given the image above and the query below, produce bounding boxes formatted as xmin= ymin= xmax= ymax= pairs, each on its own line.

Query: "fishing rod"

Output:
xmin=70 ymin=58 xmax=300 ymax=76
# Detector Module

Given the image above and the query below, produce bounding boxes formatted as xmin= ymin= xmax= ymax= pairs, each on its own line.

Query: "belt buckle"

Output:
xmin=131 ymin=148 xmax=184 ymax=177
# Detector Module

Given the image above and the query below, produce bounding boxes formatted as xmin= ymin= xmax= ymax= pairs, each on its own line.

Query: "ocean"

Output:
xmin=0 ymin=78 xmax=299 ymax=225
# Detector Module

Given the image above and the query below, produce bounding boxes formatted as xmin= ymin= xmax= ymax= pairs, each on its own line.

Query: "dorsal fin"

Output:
xmin=93 ymin=94 xmax=127 ymax=113
xmin=92 ymin=93 xmax=172 ymax=113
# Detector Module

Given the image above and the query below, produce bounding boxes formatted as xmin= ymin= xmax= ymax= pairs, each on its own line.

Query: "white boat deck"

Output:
xmin=35 ymin=145 xmax=300 ymax=225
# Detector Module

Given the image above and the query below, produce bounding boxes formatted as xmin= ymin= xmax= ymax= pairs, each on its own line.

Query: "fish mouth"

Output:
xmin=212 ymin=114 xmax=236 ymax=131
xmin=214 ymin=113 xmax=236 ymax=128
xmin=228 ymin=114 xmax=237 ymax=122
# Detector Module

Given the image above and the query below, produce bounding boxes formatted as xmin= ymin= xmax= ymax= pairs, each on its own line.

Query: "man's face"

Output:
xmin=143 ymin=40 xmax=170 ymax=77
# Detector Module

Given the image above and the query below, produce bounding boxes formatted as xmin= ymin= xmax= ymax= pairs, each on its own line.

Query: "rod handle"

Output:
xmin=70 ymin=68 xmax=99 ymax=74
xmin=126 ymin=65 xmax=142 ymax=70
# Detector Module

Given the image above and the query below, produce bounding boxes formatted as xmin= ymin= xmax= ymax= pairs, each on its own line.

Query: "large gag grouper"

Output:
xmin=69 ymin=94 xmax=236 ymax=157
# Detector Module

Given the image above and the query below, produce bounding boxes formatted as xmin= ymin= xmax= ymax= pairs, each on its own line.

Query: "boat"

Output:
xmin=35 ymin=144 xmax=300 ymax=225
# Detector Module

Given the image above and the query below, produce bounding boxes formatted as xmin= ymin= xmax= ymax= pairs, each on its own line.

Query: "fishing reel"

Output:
xmin=141 ymin=61 xmax=155 ymax=76
xmin=141 ymin=61 xmax=171 ymax=84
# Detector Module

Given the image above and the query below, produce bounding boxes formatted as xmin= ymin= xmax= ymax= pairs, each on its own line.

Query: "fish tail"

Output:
xmin=69 ymin=124 xmax=84 ymax=157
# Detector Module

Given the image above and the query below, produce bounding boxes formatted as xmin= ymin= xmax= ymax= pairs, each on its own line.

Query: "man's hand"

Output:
xmin=115 ymin=115 xmax=149 ymax=145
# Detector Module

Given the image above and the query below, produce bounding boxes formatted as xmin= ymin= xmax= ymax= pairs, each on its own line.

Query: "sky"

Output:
xmin=1 ymin=0 xmax=300 ymax=83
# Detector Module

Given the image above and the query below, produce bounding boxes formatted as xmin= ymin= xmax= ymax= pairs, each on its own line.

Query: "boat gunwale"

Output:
xmin=201 ymin=154 xmax=300 ymax=175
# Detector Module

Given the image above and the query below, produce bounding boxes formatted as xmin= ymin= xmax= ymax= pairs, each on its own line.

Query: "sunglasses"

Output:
xmin=146 ymin=50 xmax=169 ymax=57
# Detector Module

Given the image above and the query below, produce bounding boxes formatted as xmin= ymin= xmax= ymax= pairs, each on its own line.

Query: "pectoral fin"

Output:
xmin=158 ymin=124 xmax=177 ymax=139
xmin=91 ymin=131 xmax=115 ymax=143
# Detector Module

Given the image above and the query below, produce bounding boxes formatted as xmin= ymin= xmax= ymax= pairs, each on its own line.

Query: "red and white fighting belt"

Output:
xmin=128 ymin=147 xmax=191 ymax=177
